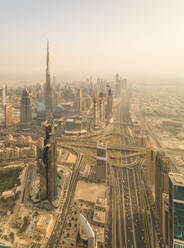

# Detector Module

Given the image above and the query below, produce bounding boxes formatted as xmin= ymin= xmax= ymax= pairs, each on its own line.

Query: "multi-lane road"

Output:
xmin=111 ymin=88 xmax=158 ymax=248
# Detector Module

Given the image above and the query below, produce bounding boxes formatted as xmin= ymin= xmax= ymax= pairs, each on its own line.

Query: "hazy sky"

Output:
xmin=1 ymin=0 xmax=184 ymax=82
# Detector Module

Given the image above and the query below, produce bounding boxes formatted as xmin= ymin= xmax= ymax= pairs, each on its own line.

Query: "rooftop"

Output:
xmin=97 ymin=142 xmax=107 ymax=149
xmin=169 ymin=173 xmax=184 ymax=186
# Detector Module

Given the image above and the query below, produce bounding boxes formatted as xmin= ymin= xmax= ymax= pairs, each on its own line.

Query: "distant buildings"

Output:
xmin=115 ymin=73 xmax=126 ymax=98
xmin=4 ymin=104 xmax=13 ymax=128
xmin=0 ymin=145 xmax=36 ymax=161
xmin=37 ymin=120 xmax=57 ymax=202
xmin=20 ymin=88 xmax=32 ymax=124
xmin=168 ymin=173 xmax=184 ymax=248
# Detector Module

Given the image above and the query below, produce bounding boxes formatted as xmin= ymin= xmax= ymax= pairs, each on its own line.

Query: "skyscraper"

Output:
xmin=20 ymin=88 xmax=32 ymax=124
xmin=93 ymin=97 xmax=99 ymax=127
xmin=107 ymin=86 xmax=113 ymax=121
xmin=45 ymin=41 xmax=52 ymax=119
xmin=38 ymin=120 xmax=57 ymax=202
xmin=76 ymin=88 xmax=82 ymax=113
xmin=169 ymin=173 xmax=184 ymax=248
xmin=4 ymin=104 xmax=13 ymax=128
xmin=115 ymin=73 xmax=120 ymax=98
xmin=99 ymin=92 xmax=105 ymax=122
xmin=155 ymin=152 xmax=171 ymax=233
xmin=162 ymin=193 xmax=169 ymax=247
xmin=96 ymin=141 xmax=107 ymax=182
xmin=2 ymin=85 xmax=6 ymax=106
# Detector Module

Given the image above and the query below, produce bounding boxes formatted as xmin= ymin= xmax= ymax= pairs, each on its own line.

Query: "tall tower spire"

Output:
xmin=46 ymin=40 xmax=50 ymax=75
xmin=45 ymin=40 xmax=52 ymax=119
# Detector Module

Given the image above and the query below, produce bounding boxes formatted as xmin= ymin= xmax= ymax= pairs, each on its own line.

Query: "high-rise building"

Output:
xmin=96 ymin=141 xmax=107 ymax=182
xmin=162 ymin=193 xmax=169 ymax=248
xmin=45 ymin=41 xmax=52 ymax=119
xmin=99 ymin=92 xmax=105 ymax=122
xmin=38 ymin=120 xmax=57 ymax=202
xmin=2 ymin=85 xmax=6 ymax=106
xmin=4 ymin=104 xmax=13 ymax=128
xmin=107 ymin=86 xmax=113 ymax=121
xmin=115 ymin=73 xmax=120 ymax=98
xmin=93 ymin=97 xmax=99 ymax=127
xmin=20 ymin=88 xmax=32 ymax=124
xmin=76 ymin=88 xmax=83 ymax=113
xmin=169 ymin=173 xmax=184 ymax=248
xmin=115 ymin=73 xmax=119 ymax=84
xmin=155 ymin=152 xmax=171 ymax=232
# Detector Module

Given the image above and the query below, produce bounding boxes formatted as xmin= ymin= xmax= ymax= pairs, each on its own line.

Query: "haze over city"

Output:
xmin=1 ymin=1 xmax=184 ymax=248
xmin=1 ymin=0 xmax=184 ymax=82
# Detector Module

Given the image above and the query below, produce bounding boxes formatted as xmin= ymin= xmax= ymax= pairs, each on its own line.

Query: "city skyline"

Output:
xmin=1 ymin=0 xmax=184 ymax=82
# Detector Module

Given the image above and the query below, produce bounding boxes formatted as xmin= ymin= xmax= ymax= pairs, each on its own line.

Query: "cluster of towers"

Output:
xmin=115 ymin=73 xmax=127 ymax=98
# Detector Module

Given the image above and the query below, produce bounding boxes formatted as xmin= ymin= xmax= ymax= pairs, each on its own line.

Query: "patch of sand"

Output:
xmin=74 ymin=181 xmax=106 ymax=202
xmin=66 ymin=153 xmax=77 ymax=164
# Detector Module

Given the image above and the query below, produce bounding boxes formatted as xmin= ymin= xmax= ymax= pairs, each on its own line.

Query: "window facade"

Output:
xmin=174 ymin=186 xmax=184 ymax=201
xmin=174 ymin=202 xmax=184 ymax=241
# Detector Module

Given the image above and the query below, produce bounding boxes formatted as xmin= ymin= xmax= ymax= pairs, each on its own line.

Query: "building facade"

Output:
xmin=20 ymin=88 xmax=32 ymax=124
xmin=4 ymin=104 xmax=13 ymax=128
xmin=162 ymin=193 xmax=169 ymax=247
xmin=38 ymin=121 xmax=57 ymax=202
xmin=99 ymin=92 xmax=105 ymax=122
xmin=155 ymin=152 xmax=171 ymax=232
xmin=93 ymin=97 xmax=98 ymax=127
xmin=76 ymin=88 xmax=83 ymax=113
xmin=107 ymin=86 xmax=113 ymax=121
xmin=169 ymin=173 xmax=184 ymax=248
xmin=96 ymin=141 xmax=107 ymax=182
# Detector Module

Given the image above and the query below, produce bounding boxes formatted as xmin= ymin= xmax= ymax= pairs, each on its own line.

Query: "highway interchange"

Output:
xmin=45 ymin=87 xmax=160 ymax=248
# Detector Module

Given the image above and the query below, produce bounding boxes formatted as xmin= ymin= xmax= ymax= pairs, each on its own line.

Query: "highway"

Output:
xmin=111 ymin=87 xmax=156 ymax=248
xmin=114 ymin=165 xmax=146 ymax=248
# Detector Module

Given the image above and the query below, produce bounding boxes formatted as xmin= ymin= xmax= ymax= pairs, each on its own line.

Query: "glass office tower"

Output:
xmin=169 ymin=173 xmax=184 ymax=248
